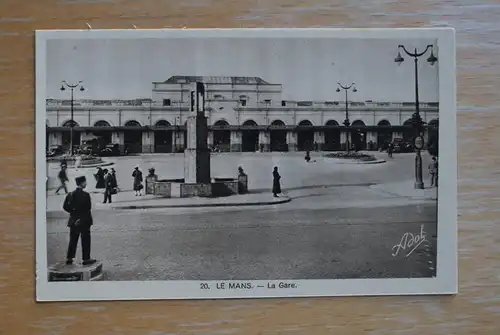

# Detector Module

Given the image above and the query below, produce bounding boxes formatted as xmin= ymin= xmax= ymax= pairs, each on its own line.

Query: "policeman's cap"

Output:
xmin=75 ymin=176 xmax=86 ymax=185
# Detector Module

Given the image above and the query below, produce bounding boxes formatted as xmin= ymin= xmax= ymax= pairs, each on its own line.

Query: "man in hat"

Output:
xmin=110 ymin=167 xmax=118 ymax=191
xmin=62 ymin=175 xmax=96 ymax=266
xmin=103 ymin=169 xmax=113 ymax=204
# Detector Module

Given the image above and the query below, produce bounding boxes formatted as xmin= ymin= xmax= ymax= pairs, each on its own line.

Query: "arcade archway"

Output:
xmin=297 ymin=120 xmax=314 ymax=151
xmin=92 ymin=120 xmax=112 ymax=149
xmin=377 ymin=119 xmax=392 ymax=149
xmin=179 ymin=121 xmax=187 ymax=152
xmin=428 ymin=119 xmax=438 ymax=128
xmin=154 ymin=120 xmax=173 ymax=153
xmin=427 ymin=119 xmax=439 ymax=156
xmin=402 ymin=119 xmax=414 ymax=141
xmin=61 ymin=120 xmax=81 ymax=149
xmin=351 ymin=120 xmax=367 ymax=150
xmin=241 ymin=120 xmax=259 ymax=152
xmin=324 ymin=120 xmax=341 ymax=151
xmin=124 ymin=120 xmax=143 ymax=154
xmin=270 ymin=120 xmax=287 ymax=152
xmin=213 ymin=120 xmax=231 ymax=152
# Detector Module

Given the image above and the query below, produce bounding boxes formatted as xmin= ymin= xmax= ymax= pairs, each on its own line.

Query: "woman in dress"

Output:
xmin=272 ymin=166 xmax=281 ymax=198
xmin=94 ymin=167 xmax=105 ymax=191
xmin=132 ymin=166 xmax=143 ymax=196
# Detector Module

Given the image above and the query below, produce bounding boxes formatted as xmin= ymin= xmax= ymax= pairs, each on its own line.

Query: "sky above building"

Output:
xmin=45 ymin=36 xmax=439 ymax=102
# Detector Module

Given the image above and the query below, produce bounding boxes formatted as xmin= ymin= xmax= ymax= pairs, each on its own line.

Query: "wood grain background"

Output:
xmin=1 ymin=0 xmax=499 ymax=334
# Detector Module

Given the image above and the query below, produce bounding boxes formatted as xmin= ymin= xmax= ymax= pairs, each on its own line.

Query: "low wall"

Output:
xmin=147 ymin=177 xmax=248 ymax=198
xmin=145 ymin=176 xmax=158 ymax=195
xmin=154 ymin=181 xmax=172 ymax=197
xmin=212 ymin=179 xmax=239 ymax=197
xmin=180 ymin=183 xmax=212 ymax=197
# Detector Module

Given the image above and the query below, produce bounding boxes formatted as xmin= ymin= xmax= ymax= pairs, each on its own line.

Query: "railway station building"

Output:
xmin=46 ymin=76 xmax=439 ymax=153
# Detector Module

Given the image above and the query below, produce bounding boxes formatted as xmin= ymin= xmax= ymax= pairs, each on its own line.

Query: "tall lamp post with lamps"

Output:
xmin=336 ymin=82 xmax=357 ymax=152
xmin=394 ymin=44 xmax=438 ymax=189
xmin=60 ymin=80 xmax=85 ymax=156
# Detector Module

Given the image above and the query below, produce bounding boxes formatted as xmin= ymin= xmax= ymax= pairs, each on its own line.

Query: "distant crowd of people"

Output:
xmin=55 ymin=162 xmax=147 ymax=206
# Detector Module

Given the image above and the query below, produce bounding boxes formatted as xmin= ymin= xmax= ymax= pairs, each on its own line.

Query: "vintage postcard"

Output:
xmin=35 ymin=28 xmax=457 ymax=301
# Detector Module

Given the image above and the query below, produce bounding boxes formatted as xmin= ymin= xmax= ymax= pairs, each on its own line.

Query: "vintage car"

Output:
xmin=393 ymin=138 xmax=414 ymax=153
xmin=46 ymin=145 xmax=63 ymax=157
xmin=99 ymin=143 xmax=121 ymax=156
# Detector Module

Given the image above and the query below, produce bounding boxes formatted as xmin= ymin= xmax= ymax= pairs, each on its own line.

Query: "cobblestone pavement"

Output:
xmin=46 ymin=188 xmax=437 ymax=281
xmin=45 ymin=152 xmax=438 ymax=281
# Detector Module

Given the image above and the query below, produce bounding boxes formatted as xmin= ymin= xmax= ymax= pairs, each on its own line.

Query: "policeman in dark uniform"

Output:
xmin=62 ymin=176 xmax=96 ymax=266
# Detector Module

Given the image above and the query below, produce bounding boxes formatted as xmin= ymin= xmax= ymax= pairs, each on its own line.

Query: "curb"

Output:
xmin=110 ymin=196 xmax=292 ymax=210
xmin=369 ymin=184 xmax=437 ymax=201
xmin=327 ymin=159 xmax=387 ymax=165
xmin=66 ymin=162 xmax=115 ymax=169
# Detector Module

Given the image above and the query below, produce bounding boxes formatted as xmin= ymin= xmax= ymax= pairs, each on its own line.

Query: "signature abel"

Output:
xmin=392 ymin=224 xmax=430 ymax=258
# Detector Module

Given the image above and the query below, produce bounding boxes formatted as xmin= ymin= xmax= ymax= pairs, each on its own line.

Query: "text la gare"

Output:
xmin=267 ymin=281 xmax=297 ymax=289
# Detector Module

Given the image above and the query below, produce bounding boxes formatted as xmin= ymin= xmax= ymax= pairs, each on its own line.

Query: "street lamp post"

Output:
xmin=336 ymin=82 xmax=357 ymax=152
xmin=394 ymin=44 xmax=438 ymax=190
xmin=60 ymin=80 xmax=85 ymax=156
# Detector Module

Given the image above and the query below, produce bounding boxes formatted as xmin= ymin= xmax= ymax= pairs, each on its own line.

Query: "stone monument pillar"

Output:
xmin=184 ymin=82 xmax=211 ymax=184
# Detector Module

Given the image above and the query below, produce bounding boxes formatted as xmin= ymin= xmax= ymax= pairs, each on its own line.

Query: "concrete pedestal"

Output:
xmin=145 ymin=175 xmax=158 ymax=195
xmin=48 ymin=261 xmax=104 ymax=282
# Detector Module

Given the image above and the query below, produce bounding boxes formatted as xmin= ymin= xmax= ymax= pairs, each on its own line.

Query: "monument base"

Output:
xmin=48 ymin=261 xmax=104 ymax=282
xmin=150 ymin=177 xmax=247 ymax=198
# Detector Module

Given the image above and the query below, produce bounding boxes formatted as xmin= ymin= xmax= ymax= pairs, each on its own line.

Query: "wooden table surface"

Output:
xmin=1 ymin=0 xmax=499 ymax=334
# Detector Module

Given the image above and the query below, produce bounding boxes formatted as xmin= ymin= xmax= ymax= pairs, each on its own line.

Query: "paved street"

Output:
xmin=47 ymin=200 xmax=437 ymax=280
xmin=45 ymin=151 xmax=438 ymax=281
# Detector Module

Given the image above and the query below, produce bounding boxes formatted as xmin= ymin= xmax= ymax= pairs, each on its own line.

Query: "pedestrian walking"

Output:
xmin=429 ymin=156 xmax=438 ymax=187
xmin=62 ymin=176 xmax=96 ymax=266
xmin=272 ymin=166 xmax=281 ymax=198
xmin=103 ymin=169 xmax=113 ymax=204
xmin=305 ymin=150 xmax=311 ymax=163
xmin=55 ymin=164 xmax=69 ymax=195
xmin=94 ymin=167 xmax=105 ymax=191
xmin=74 ymin=155 xmax=82 ymax=169
xmin=387 ymin=142 xmax=394 ymax=158
xmin=132 ymin=166 xmax=143 ymax=196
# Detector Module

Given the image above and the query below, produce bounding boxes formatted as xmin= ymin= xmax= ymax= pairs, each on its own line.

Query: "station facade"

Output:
xmin=46 ymin=76 xmax=439 ymax=153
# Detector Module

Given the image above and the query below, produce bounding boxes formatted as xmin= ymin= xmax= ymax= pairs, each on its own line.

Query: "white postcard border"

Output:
xmin=35 ymin=28 xmax=457 ymax=302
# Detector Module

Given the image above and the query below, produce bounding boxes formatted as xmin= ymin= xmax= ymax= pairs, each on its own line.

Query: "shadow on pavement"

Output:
xmin=249 ymin=182 xmax=377 ymax=195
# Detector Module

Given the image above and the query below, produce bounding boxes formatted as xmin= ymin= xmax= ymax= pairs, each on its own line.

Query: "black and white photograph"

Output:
xmin=35 ymin=28 xmax=457 ymax=301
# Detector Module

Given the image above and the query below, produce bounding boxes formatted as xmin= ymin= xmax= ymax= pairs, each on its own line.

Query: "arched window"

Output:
xmin=428 ymin=119 xmax=439 ymax=127
xmin=124 ymin=120 xmax=141 ymax=127
xmin=94 ymin=120 xmax=111 ymax=127
xmin=213 ymin=120 xmax=230 ymax=128
xmin=155 ymin=120 xmax=171 ymax=127
xmin=242 ymin=120 xmax=258 ymax=127
xmin=298 ymin=120 xmax=313 ymax=126
xmin=352 ymin=120 xmax=366 ymax=126
xmin=270 ymin=120 xmax=285 ymax=127
xmin=62 ymin=120 xmax=79 ymax=127
xmin=377 ymin=120 xmax=391 ymax=126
